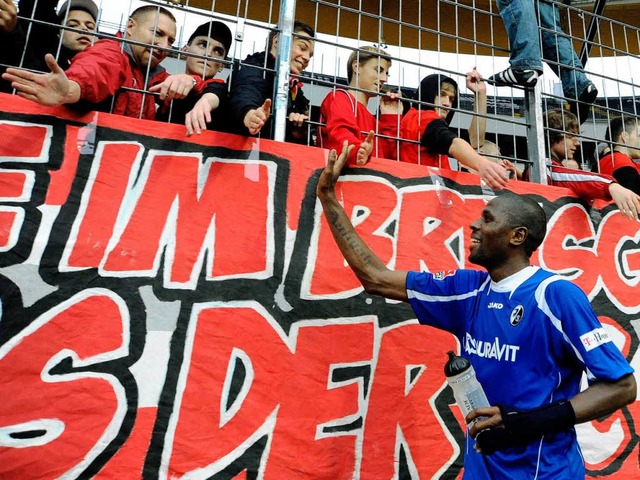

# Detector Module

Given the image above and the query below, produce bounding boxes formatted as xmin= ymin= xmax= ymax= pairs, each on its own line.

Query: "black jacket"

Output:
xmin=226 ymin=51 xmax=310 ymax=144
xmin=1 ymin=0 xmax=75 ymax=93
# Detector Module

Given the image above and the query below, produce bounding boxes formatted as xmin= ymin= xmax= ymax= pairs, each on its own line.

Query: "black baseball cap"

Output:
xmin=188 ymin=21 xmax=233 ymax=54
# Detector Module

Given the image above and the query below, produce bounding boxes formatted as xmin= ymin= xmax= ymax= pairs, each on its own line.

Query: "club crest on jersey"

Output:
xmin=433 ymin=270 xmax=456 ymax=280
xmin=510 ymin=305 xmax=524 ymax=326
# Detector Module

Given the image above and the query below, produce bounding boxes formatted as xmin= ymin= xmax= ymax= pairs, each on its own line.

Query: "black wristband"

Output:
xmin=475 ymin=400 xmax=576 ymax=455
xmin=501 ymin=399 xmax=576 ymax=443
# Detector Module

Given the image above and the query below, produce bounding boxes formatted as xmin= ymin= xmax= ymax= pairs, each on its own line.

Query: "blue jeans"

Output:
xmin=496 ymin=0 xmax=589 ymax=99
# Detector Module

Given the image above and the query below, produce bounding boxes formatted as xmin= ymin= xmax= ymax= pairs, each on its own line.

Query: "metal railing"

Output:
xmin=3 ymin=0 xmax=639 ymax=180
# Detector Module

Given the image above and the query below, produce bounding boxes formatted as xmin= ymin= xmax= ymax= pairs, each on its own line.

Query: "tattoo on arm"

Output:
xmin=329 ymin=205 xmax=375 ymax=267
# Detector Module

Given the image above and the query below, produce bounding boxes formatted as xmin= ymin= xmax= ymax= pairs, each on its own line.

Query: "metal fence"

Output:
xmin=4 ymin=0 xmax=640 ymax=182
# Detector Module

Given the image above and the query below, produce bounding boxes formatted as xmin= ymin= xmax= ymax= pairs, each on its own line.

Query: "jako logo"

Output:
xmin=488 ymin=302 xmax=503 ymax=309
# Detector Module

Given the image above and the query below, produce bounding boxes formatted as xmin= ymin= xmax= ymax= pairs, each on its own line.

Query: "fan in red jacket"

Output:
xmin=2 ymin=5 xmax=198 ymax=121
xmin=516 ymin=109 xmax=640 ymax=220
xmin=598 ymin=115 xmax=640 ymax=195
xmin=317 ymin=45 xmax=402 ymax=166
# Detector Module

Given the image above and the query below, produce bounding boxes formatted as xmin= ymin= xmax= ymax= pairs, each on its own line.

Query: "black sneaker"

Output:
xmin=569 ymin=81 xmax=598 ymax=125
xmin=488 ymin=67 xmax=542 ymax=87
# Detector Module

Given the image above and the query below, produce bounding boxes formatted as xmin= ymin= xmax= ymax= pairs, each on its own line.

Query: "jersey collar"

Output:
xmin=489 ymin=265 xmax=539 ymax=294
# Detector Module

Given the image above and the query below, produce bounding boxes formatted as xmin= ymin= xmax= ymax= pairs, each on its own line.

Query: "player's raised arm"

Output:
xmin=317 ymin=140 xmax=408 ymax=301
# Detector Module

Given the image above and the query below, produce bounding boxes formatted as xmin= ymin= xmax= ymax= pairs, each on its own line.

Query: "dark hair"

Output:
xmin=293 ymin=20 xmax=315 ymax=38
xmin=130 ymin=5 xmax=176 ymax=24
xmin=497 ymin=191 xmax=547 ymax=258
xmin=544 ymin=109 xmax=578 ymax=146
xmin=346 ymin=46 xmax=391 ymax=83
xmin=267 ymin=20 xmax=316 ymax=52
xmin=606 ymin=116 xmax=639 ymax=143
xmin=412 ymin=74 xmax=459 ymax=124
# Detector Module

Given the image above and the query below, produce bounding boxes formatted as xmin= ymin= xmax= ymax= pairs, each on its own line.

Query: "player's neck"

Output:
xmin=488 ymin=258 xmax=530 ymax=283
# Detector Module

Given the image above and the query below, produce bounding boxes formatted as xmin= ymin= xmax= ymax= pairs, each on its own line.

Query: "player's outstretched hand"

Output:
xmin=317 ymin=140 xmax=355 ymax=199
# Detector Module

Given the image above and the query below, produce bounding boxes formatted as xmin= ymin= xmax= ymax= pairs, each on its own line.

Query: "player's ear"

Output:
xmin=510 ymin=226 xmax=527 ymax=247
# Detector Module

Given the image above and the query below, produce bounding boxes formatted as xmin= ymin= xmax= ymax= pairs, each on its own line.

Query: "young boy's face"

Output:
xmin=551 ymin=130 xmax=580 ymax=161
xmin=435 ymin=83 xmax=456 ymax=119
xmin=356 ymin=57 xmax=391 ymax=93
xmin=289 ymin=32 xmax=314 ymax=75
xmin=185 ymin=36 xmax=226 ymax=78
xmin=60 ymin=9 xmax=97 ymax=53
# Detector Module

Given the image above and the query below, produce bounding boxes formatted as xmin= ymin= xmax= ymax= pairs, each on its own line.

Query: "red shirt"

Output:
xmin=599 ymin=151 xmax=640 ymax=176
xmin=317 ymin=89 xmax=399 ymax=164
xmin=399 ymin=108 xmax=451 ymax=168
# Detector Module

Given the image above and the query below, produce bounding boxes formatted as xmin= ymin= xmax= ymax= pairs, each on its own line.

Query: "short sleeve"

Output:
xmin=406 ymin=269 xmax=487 ymax=339
xmin=541 ymin=279 xmax=634 ymax=382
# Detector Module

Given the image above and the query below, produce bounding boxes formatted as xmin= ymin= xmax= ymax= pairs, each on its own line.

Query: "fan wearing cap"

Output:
xmin=156 ymin=21 xmax=232 ymax=135
xmin=0 ymin=0 xmax=98 ymax=92
xmin=57 ymin=0 xmax=99 ymax=64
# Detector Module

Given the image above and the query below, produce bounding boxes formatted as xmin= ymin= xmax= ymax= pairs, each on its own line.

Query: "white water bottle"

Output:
xmin=444 ymin=351 xmax=490 ymax=418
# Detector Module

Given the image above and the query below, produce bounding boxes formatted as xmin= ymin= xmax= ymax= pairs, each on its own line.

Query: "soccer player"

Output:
xmin=316 ymin=140 xmax=636 ymax=479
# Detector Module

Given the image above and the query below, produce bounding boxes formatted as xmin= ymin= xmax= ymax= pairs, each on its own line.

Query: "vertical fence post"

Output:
xmin=525 ymin=84 xmax=548 ymax=184
xmin=273 ymin=0 xmax=297 ymax=142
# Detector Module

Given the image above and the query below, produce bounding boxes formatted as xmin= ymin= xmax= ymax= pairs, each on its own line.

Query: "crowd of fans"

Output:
xmin=1 ymin=0 xmax=640 ymax=217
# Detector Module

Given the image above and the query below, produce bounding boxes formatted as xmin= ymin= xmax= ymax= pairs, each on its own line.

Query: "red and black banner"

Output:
xmin=0 ymin=93 xmax=638 ymax=479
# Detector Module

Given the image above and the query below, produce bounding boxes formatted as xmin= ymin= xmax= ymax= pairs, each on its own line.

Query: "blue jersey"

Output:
xmin=406 ymin=266 xmax=633 ymax=480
